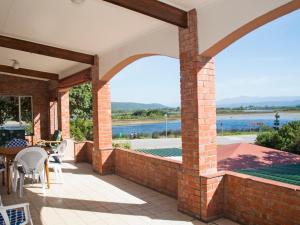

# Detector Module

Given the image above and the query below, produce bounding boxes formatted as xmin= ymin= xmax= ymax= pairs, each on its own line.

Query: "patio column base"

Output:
xmin=178 ymin=171 xmax=225 ymax=222
xmin=92 ymin=148 xmax=115 ymax=175
xmin=199 ymin=172 xmax=225 ymax=222
xmin=178 ymin=171 xmax=201 ymax=218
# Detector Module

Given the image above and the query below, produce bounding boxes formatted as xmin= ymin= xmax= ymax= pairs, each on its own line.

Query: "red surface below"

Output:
xmin=217 ymin=143 xmax=300 ymax=171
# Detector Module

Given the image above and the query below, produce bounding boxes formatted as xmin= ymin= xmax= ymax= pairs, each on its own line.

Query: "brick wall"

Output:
xmin=224 ymin=171 xmax=300 ymax=225
xmin=74 ymin=141 xmax=94 ymax=163
xmin=115 ymin=148 xmax=181 ymax=198
xmin=180 ymin=170 xmax=300 ymax=224
xmin=0 ymin=74 xmax=50 ymax=143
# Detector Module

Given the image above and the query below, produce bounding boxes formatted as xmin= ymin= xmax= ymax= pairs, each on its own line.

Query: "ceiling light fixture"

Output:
xmin=11 ymin=59 xmax=20 ymax=70
xmin=71 ymin=0 xmax=85 ymax=4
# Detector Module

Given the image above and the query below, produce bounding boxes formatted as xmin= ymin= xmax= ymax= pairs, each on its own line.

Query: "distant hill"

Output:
xmin=217 ymin=96 xmax=300 ymax=108
xmin=112 ymin=102 xmax=169 ymax=111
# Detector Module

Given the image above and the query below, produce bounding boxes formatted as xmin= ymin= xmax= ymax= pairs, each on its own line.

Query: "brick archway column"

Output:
xmin=48 ymin=85 xmax=59 ymax=139
xmin=58 ymin=89 xmax=70 ymax=139
xmin=178 ymin=9 xmax=218 ymax=219
xmin=49 ymin=100 xmax=58 ymax=136
xmin=91 ymin=55 xmax=114 ymax=174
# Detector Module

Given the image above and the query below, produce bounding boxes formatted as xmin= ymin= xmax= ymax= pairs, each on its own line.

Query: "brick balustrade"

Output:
xmin=224 ymin=171 xmax=300 ymax=225
xmin=115 ymin=148 xmax=181 ymax=198
xmin=74 ymin=141 xmax=94 ymax=163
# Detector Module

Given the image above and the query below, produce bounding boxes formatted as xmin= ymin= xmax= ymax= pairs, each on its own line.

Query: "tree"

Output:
xmin=69 ymin=83 xmax=92 ymax=120
xmin=0 ymin=96 xmax=17 ymax=126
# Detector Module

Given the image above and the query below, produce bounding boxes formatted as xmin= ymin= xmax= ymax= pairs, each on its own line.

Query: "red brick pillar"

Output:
xmin=92 ymin=55 xmax=114 ymax=174
xmin=58 ymin=89 xmax=70 ymax=139
xmin=178 ymin=9 xmax=218 ymax=219
xmin=48 ymin=82 xmax=59 ymax=139
xmin=49 ymin=100 xmax=58 ymax=137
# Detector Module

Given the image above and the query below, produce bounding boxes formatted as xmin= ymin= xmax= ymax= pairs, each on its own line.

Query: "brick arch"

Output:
xmin=100 ymin=53 xmax=156 ymax=82
xmin=202 ymin=1 xmax=300 ymax=57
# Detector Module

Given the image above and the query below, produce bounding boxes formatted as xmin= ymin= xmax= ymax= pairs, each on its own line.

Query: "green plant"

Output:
xmin=277 ymin=121 xmax=300 ymax=153
xmin=255 ymin=131 xmax=282 ymax=149
xmin=70 ymin=84 xmax=92 ymax=120
xmin=113 ymin=142 xmax=131 ymax=149
xmin=70 ymin=119 xmax=93 ymax=141
xmin=256 ymin=121 xmax=300 ymax=154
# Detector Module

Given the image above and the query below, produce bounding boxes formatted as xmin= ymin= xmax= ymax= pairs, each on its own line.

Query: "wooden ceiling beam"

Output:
xmin=0 ymin=64 xmax=58 ymax=80
xmin=0 ymin=35 xmax=94 ymax=65
xmin=59 ymin=67 xmax=91 ymax=89
xmin=103 ymin=0 xmax=188 ymax=28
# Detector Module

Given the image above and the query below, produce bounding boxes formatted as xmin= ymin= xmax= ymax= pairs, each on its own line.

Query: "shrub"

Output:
xmin=255 ymin=131 xmax=282 ymax=150
xmin=70 ymin=119 xmax=93 ymax=141
xmin=256 ymin=121 xmax=300 ymax=154
xmin=113 ymin=142 xmax=131 ymax=149
xmin=278 ymin=121 xmax=300 ymax=153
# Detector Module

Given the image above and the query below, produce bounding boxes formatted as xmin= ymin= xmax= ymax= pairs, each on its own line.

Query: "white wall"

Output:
xmin=98 ymin=24 xmax=179 ymax=80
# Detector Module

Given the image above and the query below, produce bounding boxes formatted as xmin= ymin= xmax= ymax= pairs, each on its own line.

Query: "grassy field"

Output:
xmin=217 ymin=109 xmax=300 ymax=115
xmin=112 ymin=117 xmax=179 ymax=126
xmin=218 ymin=130 xmax=258 ymax=136
xmin=112 ymin=109 xmax=300 ymax=126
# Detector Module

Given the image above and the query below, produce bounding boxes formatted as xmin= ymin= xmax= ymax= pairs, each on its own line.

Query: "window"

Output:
xmin=0 ymin=95 xmax=33 ymax=135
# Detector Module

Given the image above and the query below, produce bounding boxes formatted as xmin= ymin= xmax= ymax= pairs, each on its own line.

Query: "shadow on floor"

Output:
xmin=1 ymin=161 xmax=209 ymax=225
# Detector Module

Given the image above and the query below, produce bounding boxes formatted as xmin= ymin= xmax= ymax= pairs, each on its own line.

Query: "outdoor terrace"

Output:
xmin=0 ymin=160 xmax=238 ymax=225
xmin=1 ymin=1 xmax=299 ymax=224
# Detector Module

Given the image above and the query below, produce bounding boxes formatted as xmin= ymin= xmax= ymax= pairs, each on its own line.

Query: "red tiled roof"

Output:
xmin=217 ymin=143 xmax=300 ymax=171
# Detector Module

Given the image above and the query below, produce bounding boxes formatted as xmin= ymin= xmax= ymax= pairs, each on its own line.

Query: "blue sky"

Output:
xmin=111 ymin=10 xmax=300 ymax=107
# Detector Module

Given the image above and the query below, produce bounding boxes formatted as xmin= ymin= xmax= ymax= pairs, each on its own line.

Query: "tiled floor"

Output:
xmin=0 ymin=161 xmax=239 ymax=225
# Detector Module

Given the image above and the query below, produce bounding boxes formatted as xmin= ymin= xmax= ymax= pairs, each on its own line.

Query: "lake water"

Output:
xmin=112 ymin=112 xmax=300 ymax=136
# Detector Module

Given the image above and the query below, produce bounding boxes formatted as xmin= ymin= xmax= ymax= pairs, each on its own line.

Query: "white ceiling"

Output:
xmin=0 ymin=0 xmax=292 ymax=80
xmin=0 ymin=0 xmax=181 ymax=78
xmin=160 ymin=0 xmax=215 ymax=11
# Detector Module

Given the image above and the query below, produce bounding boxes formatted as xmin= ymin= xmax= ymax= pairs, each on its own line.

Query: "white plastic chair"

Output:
xmin=12 ymin=147 xmax=48 ymax=197
xmin=48 ymin=140 xmax=68 ymax=183
xmin=0 ymin=195 xmax=33 ymax=225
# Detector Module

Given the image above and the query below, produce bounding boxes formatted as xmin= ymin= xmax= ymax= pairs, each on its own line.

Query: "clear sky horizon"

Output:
xmin=111 ymin=9 xmax=300 ymax=107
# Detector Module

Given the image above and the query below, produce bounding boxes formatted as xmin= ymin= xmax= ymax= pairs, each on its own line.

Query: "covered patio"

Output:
xmin=0 ymin=1 xmax=299 ymax=225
